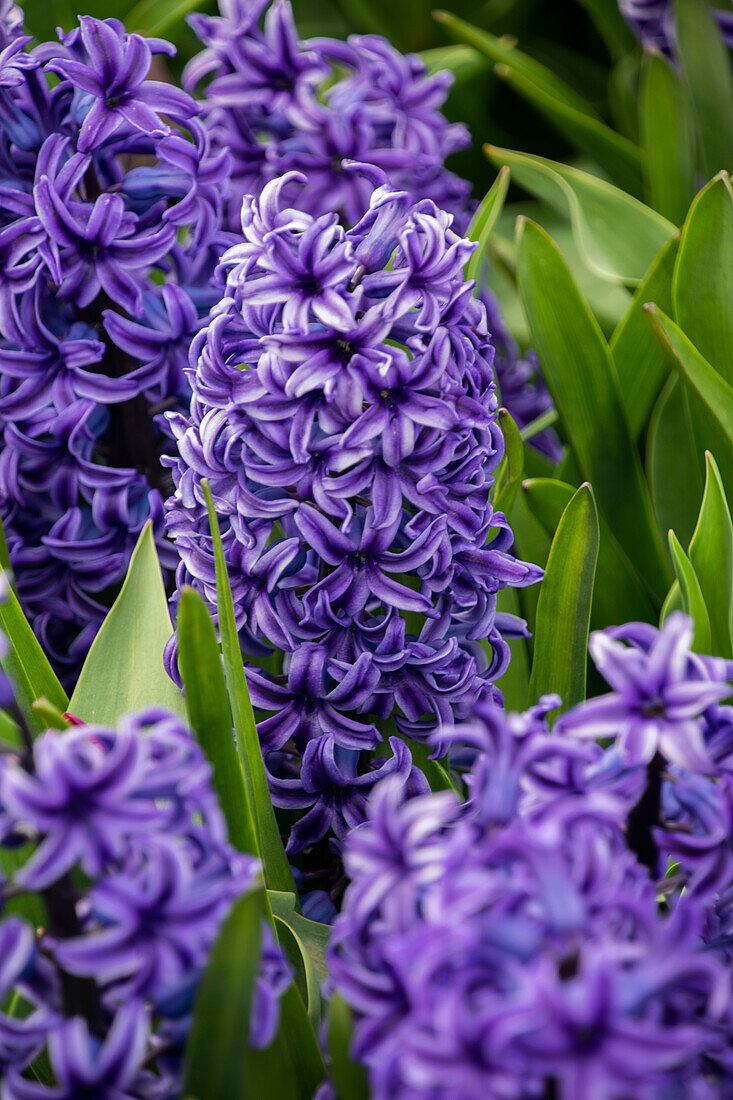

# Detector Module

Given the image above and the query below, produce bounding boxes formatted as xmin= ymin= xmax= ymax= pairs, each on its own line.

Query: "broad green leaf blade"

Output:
xmin=177 ymin=586 xmax=259 ymax=856
xmin=328 ymin=993 xmax=370 ymax=1100
xmin=517 ymin=219 xmax=671 ymax=604
xmin=184 ymin=887 xmax=320 ymax=1100
xmin=639 ymin=49 xmax=696 ymax=224
xmin=277 ymin=983 xmax=329 ymax=1100
xmin=610 ymin=234 xmax=678 ymax=440
xmin=646 ymin=377 xmax=704 ymax=547
xmin=274 ymin=918 xmax=321 ymax=1029
xmin=493 ymin=408 xmax=524 ymax=514
xmin=486 ymin=145 xmax=674 ymax=285
xmin=528 ymin=483 xmax=599 ymax=710
xmin=466 ymin=166 xmax=510 ymax=287
xmin=673 ymin=174 xmax=733 ymax=387
xmin=645 ymin=305 xmax=733 ymax=443
xmin=668 ymin=531 xmax=712 ymax=653
xmin=687 ymin=453 xmax=733 ymax=657
xmin=69 ymin=523 xmax=185 ymax=725
xmin=0 ymin=576 xmax=68 ymax=735
xmin=202 ymin=481 xmax=295 ymax=895
xmin=522 ymin=478 xmax=656 ymax=630
xmin=674 ymin=0 xmax=733 ymax=180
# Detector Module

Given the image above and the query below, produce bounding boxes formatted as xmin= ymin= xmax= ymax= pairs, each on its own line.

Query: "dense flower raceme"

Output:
xmin=165 ymin=170 xmax=542 ymax=857
xmin=0 ymin=705 xmax=290 ymax=1098
xmin=619 ymin=0 xmax=733 ymax=52
xmin=185 ymin=0 xmax=558 ymax=451
xmin=327 ymin=613 xmax=733 ymax=1099
xmin=0 ymin=12 xmax=231 ymax=685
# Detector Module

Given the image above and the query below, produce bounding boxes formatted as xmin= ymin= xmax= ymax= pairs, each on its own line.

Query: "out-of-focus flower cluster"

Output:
xmin=165 ymin=169 xmax=542 ymax=858
xmin=0 ymin=705 xmax=290 ymax=1098
xmin=619 ymin=0 xmax=733 ymax=53
xmin=328 ymin=613 xmax=733 ymax=1098
xmin=0 ymin=11 xmax=230 ymax=686
xmin=186 ymin=0 xmax=558 ymax=455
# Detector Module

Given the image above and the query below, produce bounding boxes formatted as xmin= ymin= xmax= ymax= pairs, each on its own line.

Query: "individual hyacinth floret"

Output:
xmin=165 ymin=169 xmax=542 ymax=857
xmin=0 ymin=13 xmax=231 ymax=685
xmin=0 ymin=705 xmax=291 ymax=1099
xmin=326 ymin=614 xmax=733 ymax=1099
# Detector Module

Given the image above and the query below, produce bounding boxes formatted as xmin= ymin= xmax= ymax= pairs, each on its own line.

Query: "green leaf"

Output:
xmin=523 ymin=478 xmax=656 ymax=630
xmin=201 ymin=481 xmax=295 ymax=895
xmin=517 ymin=218 xmax=671 ymax=604
xmin=610 ymin=234 xmax=678 ymax=440
xmin=674 ymin=174 xmax=733 ymax=387
xmin=184 ymin=888 xmax=302 ymax=1100
xmin=0 ymin=572 xmax=68 ymax=736
xmin=269 ymin=890 xmax=330 ymax=1026
xmin=434 ymin=11 xmax=601 ymax=113
xmin=466 ymin=166 xmax=510 ymax=288
xmin=644 ymin=305 xmax=733 ymax=444
xmin=69 ymin=522 xmax=185 ymax=725
xmin=687 ymin=453 xmax=733 ymax=657
xmin=646 ymin=377 xmax=705 ymax=547
xmin=639 ymin=49 xmax=696 ymax=224
xmin=328 ymin=993 xmax=370 ymax=1100
xmin=486 ymin=145 xmax=674 ymax=285
xmin=668 ymin=530 xmax=712 ymax=653
xmin=177 ymin=586 xmax=259 ymax=856
xmin=495 ymin=586 xmax=530 ymax=712
xmin=674 ymin=0 xmax=733 ymax=180
xmin=493 ymin=408 xmax=524 ymax=514
xmin=126 ymin=0 xmax=202 ymax=36
xmin=528 ymin=483 xmax=599 ymax=710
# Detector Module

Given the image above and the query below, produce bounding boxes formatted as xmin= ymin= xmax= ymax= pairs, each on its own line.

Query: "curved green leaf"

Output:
xmin=69 ymin=522 xmax=183 ymax=725
xmin=645 ymin=305 xmax=733 ymax=444
xmin=522 ymin=478 xmax=655 ymax=630
xmin=486 ymin=145 xmax=674 ymax=285
xmin=687 ymin=453 xmax=733 ymax=657
xmin=528 ymin=483 xmax=599 ymax=710
xmin=183 ymin=887 xmax=324 ymax=1100
xmin=177 ymin=586 xmax=259 ymax=856
xmin=202 ymin=481 xmax=295 ymax=895
xmin=674 ymin=0 xmax=733 ymax=180
xmin=640 ymin=49 xmax=696 ymax=224
xmin=493 ymin=408 xmax=524 ymax=514
xmin=126 ymin=0 xmax=200 ymax=35
xmin=328 ymin=993 xmax=370 ymax=1100
xmin=517 ymin=218 xmax=670 ymax=604
xmin=610 ymin=234 xmax=678 ymax=440
xmin=0 ymin=572 xmax=68 ymax=735
xmin=646 ymin=377 xmax=704 ymax=548
xmin=466 ymin=166 xmax=510 ymax=288
xmin=421 ymin=43 xmax=487 ymax=82
xmin=269 ymin=890 xmax=330 ymax=1027
xmin=668 ymin=531 xmax=712 ymax=653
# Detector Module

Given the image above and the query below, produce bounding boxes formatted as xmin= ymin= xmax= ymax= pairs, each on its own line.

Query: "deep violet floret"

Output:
xmin=0 ymin=13 xmax=230 ymax=686
xmin=0 ymin=706 xmax=291 ymax=1098
xmin=619 ymin=0 xmax=733 ymax=53
xmin=326 ymin=615 xmax=733 ymax=1099
xmin=164 ymin=169 xmax=542 ymax=856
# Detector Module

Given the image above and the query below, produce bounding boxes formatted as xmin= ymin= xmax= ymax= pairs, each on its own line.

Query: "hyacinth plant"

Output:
xmin=0 ymin=0 xmax=730 ymax=1097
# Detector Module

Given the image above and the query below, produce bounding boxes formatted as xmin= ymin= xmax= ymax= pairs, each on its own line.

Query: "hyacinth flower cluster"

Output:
xmin=165 ymin=169 xmax=542 ymax=858
xmin=0 ymin=703 xmax=291 ymax=1098
xmin=327 ymin=612 xmax=733 ymax=1098
xmin=0 ymin=12 xmax=231 ymax=685
xmin=619 ymin=0 xmax=733 ymax=52
xmin=185 ymin=0 xmax=558 ymax=454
